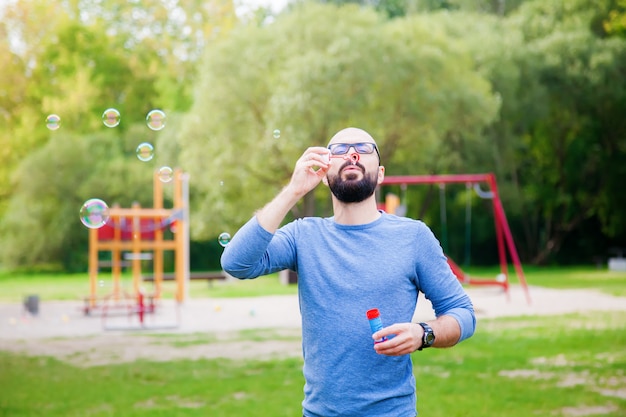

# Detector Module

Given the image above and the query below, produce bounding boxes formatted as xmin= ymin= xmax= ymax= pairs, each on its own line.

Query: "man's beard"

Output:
xmin=327 ymin=162 xmax=378 ymax=203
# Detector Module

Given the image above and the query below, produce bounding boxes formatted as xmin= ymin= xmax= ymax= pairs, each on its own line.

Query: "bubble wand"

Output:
xmin=329 ymin=152 xmax=360 ymax=165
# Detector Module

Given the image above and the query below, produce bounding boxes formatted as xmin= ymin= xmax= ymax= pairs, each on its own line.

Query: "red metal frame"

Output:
xmin=381 ymin=173 xmax=531 ymax=304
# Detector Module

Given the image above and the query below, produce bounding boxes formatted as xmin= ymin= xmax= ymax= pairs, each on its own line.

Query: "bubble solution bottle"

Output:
xmin=366 ymin=308 xmax=388 ymax=344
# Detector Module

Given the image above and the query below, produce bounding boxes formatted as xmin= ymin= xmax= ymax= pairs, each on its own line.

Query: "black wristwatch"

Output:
xmin=417 ymin=322 xmax=435 ymax=351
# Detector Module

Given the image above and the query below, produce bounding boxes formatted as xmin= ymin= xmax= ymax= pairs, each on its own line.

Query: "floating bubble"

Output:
xmin=158 ymin=166 xmax=174 ymax=183
xmin=79 ymin=198 xmax=110 ymax=229
xmin=273 ymin=129 xmax=281 ymax=139
xmin=46 ymin=114 xmax=61 ymax=130
xmin=136 ymin=142 xmax=154 ymax=162
xmin=146 ymin=109 xmax=166 ymax=131
xmin=102 ymin=108 xmax=121 ymax=128
xmin=218 ymin=232 xmax=231 ymax=247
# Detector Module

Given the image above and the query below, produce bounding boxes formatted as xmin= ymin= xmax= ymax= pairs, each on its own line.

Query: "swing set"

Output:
xmin=381 ymin=173 xmax=531 ymax=304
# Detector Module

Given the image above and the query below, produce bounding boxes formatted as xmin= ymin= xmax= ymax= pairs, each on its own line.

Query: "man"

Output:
xmin=221 ymin=127 xmax=476 ymax=416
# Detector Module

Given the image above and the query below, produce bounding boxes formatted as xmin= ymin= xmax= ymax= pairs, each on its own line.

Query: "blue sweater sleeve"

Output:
xmin=220 ymin=216 xmax=293 ymax=279
xmin=414 ymin=223 xmax=476 ymax=343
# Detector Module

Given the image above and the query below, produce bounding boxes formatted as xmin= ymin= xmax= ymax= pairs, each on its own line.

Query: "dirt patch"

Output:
xmin=558 ymin=405 xmax=618 ymax=416
xmin=0 ymin=331 xmax=304 ymax=367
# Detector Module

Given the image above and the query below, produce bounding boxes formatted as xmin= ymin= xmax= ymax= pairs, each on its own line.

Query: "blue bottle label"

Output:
xmin=369 ymin=317 xmax=388 ymax=344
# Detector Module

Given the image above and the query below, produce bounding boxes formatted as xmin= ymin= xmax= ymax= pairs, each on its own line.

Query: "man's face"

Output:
xmin=325 ymin=141 xmax=380 ymax=203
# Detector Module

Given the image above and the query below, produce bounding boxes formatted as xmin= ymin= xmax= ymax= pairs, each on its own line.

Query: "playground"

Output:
xmin=76 ymin=170 xmax=532 ymax=331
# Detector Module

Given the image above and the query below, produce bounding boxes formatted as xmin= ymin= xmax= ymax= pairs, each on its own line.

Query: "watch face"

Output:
xmin=420 ymin=323 xmax=435 ymax=348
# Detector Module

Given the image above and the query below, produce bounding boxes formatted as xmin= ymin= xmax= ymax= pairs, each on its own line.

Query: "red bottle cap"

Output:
xmin=366 ymin=308 xmax=380 ymax=320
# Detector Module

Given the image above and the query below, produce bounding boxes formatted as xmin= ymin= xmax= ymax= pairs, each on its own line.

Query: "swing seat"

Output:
xmin=446 ymin=257 xmax=508 ymax=289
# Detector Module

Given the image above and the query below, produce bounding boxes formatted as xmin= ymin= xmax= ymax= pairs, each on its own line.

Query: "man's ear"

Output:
xmin=322 ymin=174 xmax=329 ymax=186
xmin=377 ymin=166 xmax=385 ymax=185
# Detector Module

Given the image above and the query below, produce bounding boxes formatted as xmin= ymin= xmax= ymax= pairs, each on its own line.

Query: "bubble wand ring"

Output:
xmin=329 ymin=152 xmax=360 ymax=165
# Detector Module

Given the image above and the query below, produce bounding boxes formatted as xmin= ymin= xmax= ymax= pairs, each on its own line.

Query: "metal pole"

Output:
xmin=438 ymin=183 xmax=448 ymax=253
xmin=182 ymin=172 xmax=190 ymax=303
xmin=464 ymin=182 xmax=472 ymax=267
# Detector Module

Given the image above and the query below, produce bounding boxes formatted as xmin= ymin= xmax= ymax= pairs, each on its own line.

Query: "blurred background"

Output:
xmin=1 ymin=0 xmax=625 ymax=274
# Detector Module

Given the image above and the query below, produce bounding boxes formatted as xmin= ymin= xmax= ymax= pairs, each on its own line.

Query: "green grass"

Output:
xmin=416 ymin=310 xmax=626 ymax=416
xmin=464 ymin=265 xmax=626 ymax=297
xmin=1 ymin=266 xmax=625 ymax=415
xmin=1 ymin=311 xmax=624 ymax=416
xmin=2 ymin=265 xmax=625 ymax=303
xmin=0 ymin=354 xmax=306 ymax=417
xmin=0 ymin=271 xmax=297 ymax=303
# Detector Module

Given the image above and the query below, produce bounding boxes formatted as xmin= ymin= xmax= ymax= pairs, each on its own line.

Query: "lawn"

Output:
xmin=0 ymin=310 xmax=624 ymax=416
xmin=1 ymin=266 xmax=625 ymax=416
xmin=464 ymin=265 xmax=626 ymax=297
xmin=1 ymin=265 xmax=625 ymax=303
xmin=0 ymin=271 xmax=295 ymax=303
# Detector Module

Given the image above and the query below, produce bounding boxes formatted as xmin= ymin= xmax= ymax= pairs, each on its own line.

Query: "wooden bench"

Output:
xmin=97 ymin=260 xmax=133 ymax=270
xmin=142 ymin=271 xmax=227 ymax=287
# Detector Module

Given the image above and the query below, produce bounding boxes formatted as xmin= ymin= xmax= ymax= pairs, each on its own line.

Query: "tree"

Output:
xmin=499 ymin=0 xmax=626 ymax=263
xmin=0 ymin=0 xmax=68 ymax=216
xmin=176 ymin=3 xmax=499 ymax=240
xmin=0 ymin=0 xmax=239 ymax=270
xmin=390 ymin=2 xmax=626 ymax=265
xmin=0 ymin=129 xmax=157 ymax=271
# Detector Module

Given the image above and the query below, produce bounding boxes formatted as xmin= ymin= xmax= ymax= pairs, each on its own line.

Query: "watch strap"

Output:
xmin=417 ymin=322 xmax=435 ymax=351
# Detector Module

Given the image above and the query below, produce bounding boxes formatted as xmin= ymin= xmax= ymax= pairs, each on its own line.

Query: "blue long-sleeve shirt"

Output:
xmin=221 ymin=211 xmax=476 ymax=417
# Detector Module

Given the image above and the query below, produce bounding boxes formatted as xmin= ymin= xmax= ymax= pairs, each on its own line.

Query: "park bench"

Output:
xmin=142 ymin=271 xmax=228 ymax=287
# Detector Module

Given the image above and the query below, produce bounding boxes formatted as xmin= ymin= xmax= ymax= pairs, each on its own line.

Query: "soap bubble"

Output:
xmin=46 ymin=114 xmax=61 ymax=130
xmin=158 ymin=166 xmax=174 ymax=182
xmin=146 ymin=109 xmax=166 ymax=131
xmin=102 ymin=108 xmax=121 ymax=128
xmin=79 ymin=198 xmax=110 ymax=229
xmin=136 ymin=142 xmax=154 ymax=162
xmin=218 ymin=232 xmax=231 ymax=247
xmin=273 ymin=129 xmax=281 ymax=139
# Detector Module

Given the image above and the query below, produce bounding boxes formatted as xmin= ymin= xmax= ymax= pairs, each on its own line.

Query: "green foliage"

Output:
xmin=0 ymin=0 xmax=237 ymax=271
xmin=423 ymin=0 xmax=626 ymax=264
xmin=1 ymin=0 xmax=626 ymax=271
xmin=178 ymin=2 xmax=499 ymax=239
xmin=604 ymin=0 xmax=626 ymax=36
xmin=500 ymin=0 xmax=626 ymax=263
xmin=0 ymin=129 xmax=155 ymax=271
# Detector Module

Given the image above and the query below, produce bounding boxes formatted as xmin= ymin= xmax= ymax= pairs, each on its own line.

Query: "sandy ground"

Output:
xmin=1 ymin=285 xmax=626 ymax=366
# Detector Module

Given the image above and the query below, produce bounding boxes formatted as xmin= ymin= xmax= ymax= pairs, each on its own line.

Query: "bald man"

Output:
xmin=221 ymin=127 xmax=475 ymax=417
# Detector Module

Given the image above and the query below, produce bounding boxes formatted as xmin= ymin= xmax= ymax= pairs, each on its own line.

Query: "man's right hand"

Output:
xmin=256 ymin=147 xmax=331 ymax=233
xmin=287 ymin=147 xmax=332 ymax=198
